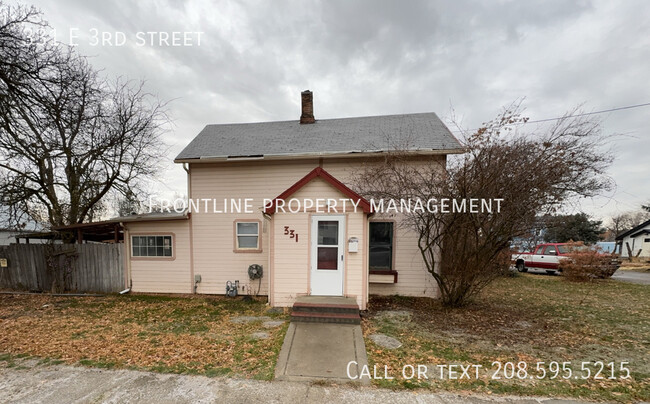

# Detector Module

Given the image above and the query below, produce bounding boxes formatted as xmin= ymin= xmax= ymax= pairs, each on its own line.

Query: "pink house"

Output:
xmin=122 ymin=91 xmax=463 ymax=309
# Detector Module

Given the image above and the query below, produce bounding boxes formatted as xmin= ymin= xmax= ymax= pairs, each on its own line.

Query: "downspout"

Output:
xmin=184 ymin=163 xmax=196 ymax=294
xmin=263 ymin=212 xmax=272 ymax=305
xmin=119 ymin=221 xmax=132 ymax=294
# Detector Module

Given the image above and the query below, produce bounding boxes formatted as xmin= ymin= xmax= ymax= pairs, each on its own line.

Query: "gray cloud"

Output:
xmin=22 ymin=0 xmax=650 ymax=220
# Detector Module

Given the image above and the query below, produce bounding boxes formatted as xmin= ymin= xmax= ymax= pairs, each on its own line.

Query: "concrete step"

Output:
xmin=291 ymin=311 xmax=361 ymax=325
xmin=291 ymin=296 xmax=361 ymax=324
xmin=292 ymin=302 xmax=359 ymax=314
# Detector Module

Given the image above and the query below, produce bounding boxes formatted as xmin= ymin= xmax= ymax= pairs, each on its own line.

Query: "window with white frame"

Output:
xmin=235 ymin=221 xmax=260 ymax=250
xmin=131 ymin=235 xmax=173 ymax=257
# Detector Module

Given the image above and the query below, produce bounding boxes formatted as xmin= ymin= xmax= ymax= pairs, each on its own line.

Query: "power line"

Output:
xmin=451 ymin=101 xmax=650 ymax=132
xmin=526 ymin=101 xmax=650 ymax=124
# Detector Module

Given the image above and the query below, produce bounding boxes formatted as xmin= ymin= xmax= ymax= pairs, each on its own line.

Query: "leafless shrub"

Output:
xmin=355 ymin=101 xmax=613 ymax=307
xmin=560 ymin=242 xmax=619 ymax=282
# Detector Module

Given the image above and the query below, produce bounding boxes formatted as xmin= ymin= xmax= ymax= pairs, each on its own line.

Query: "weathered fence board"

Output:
xmin=0 ymin=244 xmax=124 ymax=293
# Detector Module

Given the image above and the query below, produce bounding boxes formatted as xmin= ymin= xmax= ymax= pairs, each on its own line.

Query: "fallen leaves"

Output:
xmin=361 ymin=275 xmax=650 ymax=402
xmin=0 ymin=294 xmax=287 ymax=379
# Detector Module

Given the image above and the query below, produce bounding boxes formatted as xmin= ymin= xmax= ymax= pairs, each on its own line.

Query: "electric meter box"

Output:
xmin=348 ymin=237 xmax=359 ymax=253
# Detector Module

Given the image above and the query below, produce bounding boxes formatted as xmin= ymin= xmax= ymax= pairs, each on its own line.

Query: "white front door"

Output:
xmin=310 ymin=215 xmax=345 ymax=296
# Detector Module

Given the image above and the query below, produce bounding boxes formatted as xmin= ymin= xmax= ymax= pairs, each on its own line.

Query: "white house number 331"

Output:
xmin=284 ymin=226 xmax=299 ymax=242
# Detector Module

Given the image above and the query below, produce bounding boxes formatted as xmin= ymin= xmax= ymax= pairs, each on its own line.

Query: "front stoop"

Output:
xmin=291 ymin=296 xmax=361 ymax=325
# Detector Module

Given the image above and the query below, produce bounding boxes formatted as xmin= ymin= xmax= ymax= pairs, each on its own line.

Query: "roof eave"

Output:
xmin=116 ymin=213 xmax=190 ymax=223
xmin=174 ymin=148 xmax=467 ymax=164
xmin=615 ymin=218 xmax=650 ymax=240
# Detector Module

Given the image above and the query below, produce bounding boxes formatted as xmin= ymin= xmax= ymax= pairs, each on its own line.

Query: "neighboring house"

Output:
xmin=0 ymin=229 xmax=20 ymax=246
xmin=616 ymin=218 xmax=650 ymax=258
xmin=0 ymin=228 xmax=52 ymax=245
xmin=120 ymin=91 xmax=464 ymax=309
xmin=596 ymin=241 xmax=616 ymax=254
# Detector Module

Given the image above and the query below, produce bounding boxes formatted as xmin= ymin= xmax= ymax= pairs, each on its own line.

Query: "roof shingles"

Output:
xmin=175 ymin=112 xmax=462 ymax=161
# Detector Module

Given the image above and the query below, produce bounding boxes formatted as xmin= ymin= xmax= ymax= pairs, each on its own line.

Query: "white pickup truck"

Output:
xmin=512 ymin=242 xmax=620 ymax=276
xmin=511 ymin=243 xmax=570 ymax=274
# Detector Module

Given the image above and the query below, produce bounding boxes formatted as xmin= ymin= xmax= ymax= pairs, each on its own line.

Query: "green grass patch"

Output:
xmin=79 ymin=358 xmax=117 ymax=369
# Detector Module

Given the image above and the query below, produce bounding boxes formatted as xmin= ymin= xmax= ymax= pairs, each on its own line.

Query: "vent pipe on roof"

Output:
xmin=300 ymin=90 xmax=315 ymax=124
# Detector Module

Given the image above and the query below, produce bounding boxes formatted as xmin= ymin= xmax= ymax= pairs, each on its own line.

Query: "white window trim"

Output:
xmin=233 ymin=220 xmax=262 ymax=253
xmin=130 ymin=234 xmax=175 ymax=260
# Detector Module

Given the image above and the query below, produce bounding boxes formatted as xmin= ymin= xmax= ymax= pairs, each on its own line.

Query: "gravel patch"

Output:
xmin=230 ymin=316 xmax=271 ymax=324
xmin=376 ymin=310 xmax=412 ymax=322
xmin=369 ymin=334 xmax=402 ymax=349
xmin=250 ymin=332 xmax=270 ymax=340
xmin=262 ymin=320 xmax=285 ymax=328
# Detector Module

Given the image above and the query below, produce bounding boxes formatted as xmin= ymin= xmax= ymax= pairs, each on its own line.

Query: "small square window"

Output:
xmin=235 ymin=221 xmax=260 ymax=251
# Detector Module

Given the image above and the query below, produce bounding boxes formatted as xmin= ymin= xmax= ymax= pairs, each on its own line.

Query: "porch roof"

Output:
xmin=264 ymin=167 xmax=372 ymax=214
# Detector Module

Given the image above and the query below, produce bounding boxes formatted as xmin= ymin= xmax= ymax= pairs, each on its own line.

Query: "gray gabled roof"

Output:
xmin=175 ymin=112 xmax=464 ymax=162
xmin=616 ymin=218 xmax=650 ymax=241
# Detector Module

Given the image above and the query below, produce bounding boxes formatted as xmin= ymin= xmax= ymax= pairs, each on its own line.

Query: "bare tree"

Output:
xmin=355 ymin=102 xmax=613 ymax=307
xmin=0 ymin=2 xmax=168 ymax=229
xmin=608 ymin=209 xmax=650 ymax=237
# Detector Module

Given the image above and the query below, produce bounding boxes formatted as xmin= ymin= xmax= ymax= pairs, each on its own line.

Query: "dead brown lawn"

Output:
xmin=0 ymin=293 xmax=288 ymax=379
xmin=363 ymin=274 xmax=649 ymax=402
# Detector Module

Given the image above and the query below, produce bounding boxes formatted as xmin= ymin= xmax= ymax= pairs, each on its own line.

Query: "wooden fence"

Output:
xmin=0 ymin=243 xmax=124 ymax=293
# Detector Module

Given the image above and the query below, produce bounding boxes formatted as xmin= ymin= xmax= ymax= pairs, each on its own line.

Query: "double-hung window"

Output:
xmin=235 ymin=221 xmax=261 ymax=252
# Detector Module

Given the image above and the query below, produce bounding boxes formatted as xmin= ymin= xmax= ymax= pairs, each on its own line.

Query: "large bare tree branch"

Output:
xmin=0 ymin=2 xmax=168 ymax=228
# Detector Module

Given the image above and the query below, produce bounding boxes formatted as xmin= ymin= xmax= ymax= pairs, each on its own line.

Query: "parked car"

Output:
xmin=512 ymin=242 xmax=620 ymax=276
xmin=511 ymin=243 xmax=570 ymax=274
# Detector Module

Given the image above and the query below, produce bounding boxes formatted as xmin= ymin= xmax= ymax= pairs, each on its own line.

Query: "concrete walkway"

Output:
xmin=274 ymin=322 xmax=369 ymax=384
xmin=0 ymin=360 xmax=596 ymax=404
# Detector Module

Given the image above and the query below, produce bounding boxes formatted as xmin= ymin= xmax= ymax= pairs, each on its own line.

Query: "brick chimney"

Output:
xmin=300 ymin=90 xmax=315 ymax=124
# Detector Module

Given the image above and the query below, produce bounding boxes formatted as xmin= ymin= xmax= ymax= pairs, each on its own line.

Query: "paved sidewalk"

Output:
xmin=0 ymin=361 xmax=596 ymax=404
xmin=274 ymin=322 xmax=369 ymax=384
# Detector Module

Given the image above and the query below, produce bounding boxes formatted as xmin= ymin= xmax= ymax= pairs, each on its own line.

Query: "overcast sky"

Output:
xmin=23 ymin=0 xmax=650 ymax=222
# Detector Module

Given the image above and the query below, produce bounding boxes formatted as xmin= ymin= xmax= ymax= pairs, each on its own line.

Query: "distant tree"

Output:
xmin=543 ymin=213 xmax=604 ymax=244
xmin=115 ymin=190 xmax=142 ymax=217
xmin=355 ymin=101 xmax=613 ymax=307
xmin=608 ymin=209 xmax=650 ymax=237
xmin=642 ymin=203 xmax=650 ymax=213
xmin=0 ymin=3 xmax=168 ymax=229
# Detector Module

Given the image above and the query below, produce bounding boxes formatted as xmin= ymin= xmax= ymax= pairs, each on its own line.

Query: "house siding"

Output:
xmin=122 ymin=155 xmax=445 ymax=304
xmin=125 ymin=219 xmax=192 ymax=293
xmin=189 ymin=160 xmax=320 ymax=297
xmin=186 ymin=156 xmax=444 ymax=304
xmin=324 ymin=157 xmax=443 ymax=299
xmin=618 ymin=225 xmax=650 ymax=258
xmin=270 ymin=177 xmax=367 ymax=309
xmin=367 ymin=219 xmax=439 ymax=297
